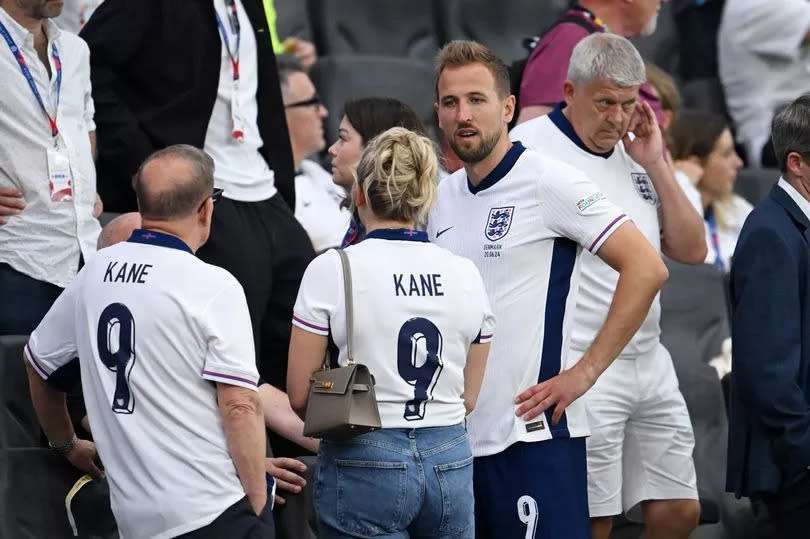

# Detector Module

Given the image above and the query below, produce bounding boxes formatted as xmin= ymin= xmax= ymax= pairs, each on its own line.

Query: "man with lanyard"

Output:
xmin=512 ymin=33 xmax=705 ymax=539
xmin=516 ymin=0 xmax=665 ymax=125
xmin=81 ymin=0 xmax=317 ymax=461
xmin=0 ymin=0 xmax=101 ymax=335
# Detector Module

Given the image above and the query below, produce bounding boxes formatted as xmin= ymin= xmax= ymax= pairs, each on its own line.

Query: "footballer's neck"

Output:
xmin=465 ymin=134 xmax=513 ymax=187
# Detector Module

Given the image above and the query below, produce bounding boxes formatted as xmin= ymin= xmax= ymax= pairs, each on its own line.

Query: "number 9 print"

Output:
xmin=518 ymin=495 xmax=539 ymax=539
xmin=397 ymin=317 xmax=443 ymax=421
xmin=97 ymin=303 xmax=137 ymax=414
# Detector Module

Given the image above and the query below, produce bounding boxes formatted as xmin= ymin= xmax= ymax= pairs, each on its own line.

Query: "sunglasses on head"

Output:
xmin=285 ymin=94 xmax=322 ymax=109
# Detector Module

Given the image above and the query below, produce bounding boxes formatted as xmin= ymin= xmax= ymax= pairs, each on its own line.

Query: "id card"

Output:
xmin=231 ymin=80 xmax=245 ymax=143
xmin=47 ymin=148 xmax=73 ymax=202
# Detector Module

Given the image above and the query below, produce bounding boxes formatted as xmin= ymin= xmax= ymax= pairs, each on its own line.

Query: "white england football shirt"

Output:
xmin=428 ymin=142 xmax=627 ymax=457
xmin=511 ymin=105 xmax=667 ymax=357
xmin=25 ymin=230 xmax=260 ymax=539
xmin=292 ymin=228 xmax=495 ymax=429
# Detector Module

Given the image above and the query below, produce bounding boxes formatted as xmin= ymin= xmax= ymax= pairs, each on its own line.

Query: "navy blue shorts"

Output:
xmin=473 ymin=438 xmax=589 ymax=539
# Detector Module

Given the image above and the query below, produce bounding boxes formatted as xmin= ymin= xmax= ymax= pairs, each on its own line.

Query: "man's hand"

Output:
xmin=623 ymin=101 xmax=664 ymax=170
xmin=0 ymin=187 xmax=25 ymax=224
xmin=514 ymin=363 xmax=597 ymax=425
xmin=283 ymin=37 xmax=317 ymax=69
xmin=66 ymin=439 xmax=104 ymax=480
xmin=265 ymin=457 xmax=307 ymax=505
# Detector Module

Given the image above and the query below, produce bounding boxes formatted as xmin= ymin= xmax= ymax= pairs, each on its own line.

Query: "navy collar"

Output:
xmin=549 ymin=102 xmax=614 ymax=159
xmin=365 ymin=228 xmax=429 ymax=243
xmin=467 ymin=141 xmax=526 ymax=195
xmin=126 ymin=229 xmax=194 ymax=254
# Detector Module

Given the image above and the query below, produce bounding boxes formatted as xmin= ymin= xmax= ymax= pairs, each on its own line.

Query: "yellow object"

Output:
xmin=262 ymin=0 xmax=285 ymax=53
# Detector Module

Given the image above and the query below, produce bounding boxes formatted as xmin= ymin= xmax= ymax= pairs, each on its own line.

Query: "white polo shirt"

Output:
xmin=428 ymin=142 xmax=628 ymax=456
xmin=511 ymin=105 xmax=667 ymax=358
xmin=204 ymin=0 xmax=277 ymax=202
xmin=25 ymin=230 xmax=259 ymax=539
xmin=294 ymin=159 xmax=351 ymax=251
xmin=293 ymin=229 xmax=495 ymax=429
xmin=0 ymin=8 xmax=100 ymax=287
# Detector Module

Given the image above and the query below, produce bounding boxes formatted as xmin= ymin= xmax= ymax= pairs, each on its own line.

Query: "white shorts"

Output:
xmin=573 ymin=343 xmax=698 ymax=520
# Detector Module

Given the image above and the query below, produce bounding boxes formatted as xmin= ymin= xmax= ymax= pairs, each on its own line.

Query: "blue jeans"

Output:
xmin=314 ymin=423 xmax=474 ymax=538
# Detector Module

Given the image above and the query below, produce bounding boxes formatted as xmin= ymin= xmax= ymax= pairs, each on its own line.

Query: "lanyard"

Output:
xmin=572 ymin=5 xmax=609 ymax=32
xmin=0 ymin=19 xmax=62 ymax=140
xmin=214 ymin=0 xmax=240 ymax=81
xmin=705 ymin=205 xmax=725 ymax=272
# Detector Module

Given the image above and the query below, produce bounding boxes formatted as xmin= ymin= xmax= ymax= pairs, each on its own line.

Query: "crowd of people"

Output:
xmin=3 ymin=0 xmax=810 ymax=538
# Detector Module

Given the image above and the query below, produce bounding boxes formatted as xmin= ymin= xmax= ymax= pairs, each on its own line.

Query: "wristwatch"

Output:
xmin=48 ymin=433 xmax=78 ymax=456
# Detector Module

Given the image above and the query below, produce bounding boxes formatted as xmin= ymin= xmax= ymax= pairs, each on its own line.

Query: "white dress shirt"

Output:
xmin=779 ymin=177 xmax=810 ymax=221
xmin=203 ymin=0 xmax=278 ymax=202
xmin=718 ymin=0 xmax=810 ymax=165
xmin=294 ymin=160 xmax=350 ymax=251
xmin=0 ymin=8 xmax=100 ymax=288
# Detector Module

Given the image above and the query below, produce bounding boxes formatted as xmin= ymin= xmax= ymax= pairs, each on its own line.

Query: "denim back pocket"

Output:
xmin=435 ymin=455 xmax=474 ymax=535
xmin=336 ymin=459 xmax=408 ymax=535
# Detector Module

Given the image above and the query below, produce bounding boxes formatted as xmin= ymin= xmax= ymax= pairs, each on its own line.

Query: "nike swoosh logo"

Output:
xmin=436 ymin=226 xmax=454 ymax=238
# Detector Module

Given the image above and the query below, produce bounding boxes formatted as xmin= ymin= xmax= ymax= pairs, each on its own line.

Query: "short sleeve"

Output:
xmin=519 ymin=25 xmax=589 ymax=108
xmin=468 ymin=261 xmax=495 ymax=345
xmin=538 ymin=160 xmax=628 ymax=254
xmin=25 ymin=280 xmax=80 ymax=380
xmin=292 ymin=250 xmax=342 ymax=336
xmin=674 ymin=169 xmax=704 ymax=216
xmin=200 ymin=276 xmax=260 ymax=391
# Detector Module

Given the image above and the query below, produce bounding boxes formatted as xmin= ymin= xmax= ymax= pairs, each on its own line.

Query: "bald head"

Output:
xmin=132 ymin=145 xmax=214 ymax=220
xmin=98 ymin=212 xmax=142 ymax=249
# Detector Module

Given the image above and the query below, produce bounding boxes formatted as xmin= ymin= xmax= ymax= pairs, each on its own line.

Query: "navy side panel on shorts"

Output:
xmin=473 ymin=438 xmax=589 ymax=539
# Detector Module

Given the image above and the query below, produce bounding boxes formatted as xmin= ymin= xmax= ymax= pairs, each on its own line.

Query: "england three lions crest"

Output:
xmin=485 ymin=206 xmax=515 ymax=241
xmin=631 ymin=173 xmax=658 ymax=205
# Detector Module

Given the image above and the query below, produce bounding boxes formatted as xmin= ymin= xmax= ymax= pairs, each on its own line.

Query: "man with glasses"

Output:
xmin=278 ymin=55 xmax=349 ymax=254
xmin=25 ymin=145 xmax=276 ymax=538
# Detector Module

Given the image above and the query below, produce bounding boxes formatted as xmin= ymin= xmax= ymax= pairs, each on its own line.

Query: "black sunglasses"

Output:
xmin=200 ymin=188 xmax=224 ymax=211
xmin=285 ymin=94 xmax=322 ymax=109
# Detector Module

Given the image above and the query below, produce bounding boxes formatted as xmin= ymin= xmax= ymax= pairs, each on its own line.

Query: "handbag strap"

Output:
xmin=336 ymin=249 xmax=355 ymax=365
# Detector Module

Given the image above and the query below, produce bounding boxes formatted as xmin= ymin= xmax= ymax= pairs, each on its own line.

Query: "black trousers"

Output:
xmin=176 ymin=497 xmax=275 ymax=539
xmin=755 ymin=473 xmax=810 ymax=538
xmin=0 ymin=263 xmax=63 ymax=335
xmin=197 ymin=193 xmax=314 ymax=390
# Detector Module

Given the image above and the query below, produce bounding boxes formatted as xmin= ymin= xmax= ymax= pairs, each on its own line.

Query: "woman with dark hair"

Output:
xmin=327 ymin=97 xmax=428 ymax=247
xmin=669 ymin=109 xmax=748 ymax=271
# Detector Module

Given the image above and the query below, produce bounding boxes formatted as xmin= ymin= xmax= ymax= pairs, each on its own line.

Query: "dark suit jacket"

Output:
xmin=80 ymin=0 xmax=295 ymax=212
xmin=727 ymin=183 xmax=810 ymax=497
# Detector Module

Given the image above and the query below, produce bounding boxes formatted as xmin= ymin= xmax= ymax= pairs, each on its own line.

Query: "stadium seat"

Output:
xmin=274 ymin=0 xmax=313 ymax=43
xmin=660 ymin=261 xmax=756 ymax=538
xmin=681 ymin=77 xmax=729 ymax=118
xmin=310 ymin=55 xmax=436 ymax=145
xmin=734 ymin=168 xmax=778 ymax=207
xmin=0 ymin=335 xmax=41 ymax=449
xmin=630 ymin=1 xmax=680 ymax=76
xmin=437 ymin=0 xmax=570 ymax=65
xmin=309 ymin=0 xmax=439 ymax=59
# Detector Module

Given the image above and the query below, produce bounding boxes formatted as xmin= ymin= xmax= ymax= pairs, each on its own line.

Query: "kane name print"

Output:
xmin=104 ymin=261 xmax=153 ymax=284
xmin=394 ymin=273 xmax=444 ymax=297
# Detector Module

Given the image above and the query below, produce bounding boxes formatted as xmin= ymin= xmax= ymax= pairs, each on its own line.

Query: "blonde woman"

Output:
xmin=288 ymin=127 xmax=494 ymax=538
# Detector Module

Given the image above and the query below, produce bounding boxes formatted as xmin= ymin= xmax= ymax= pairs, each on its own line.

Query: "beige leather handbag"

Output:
xmin=302 ymin=249 xmax=382 ymax=440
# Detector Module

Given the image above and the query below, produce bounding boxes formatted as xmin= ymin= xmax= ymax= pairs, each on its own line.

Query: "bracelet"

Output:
xmin=48 ymin=433 xmax=78 ymax=456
